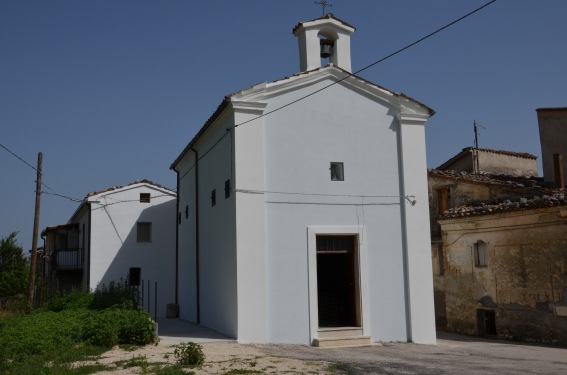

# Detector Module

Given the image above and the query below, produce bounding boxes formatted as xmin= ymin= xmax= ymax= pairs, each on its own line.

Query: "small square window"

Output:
xmin=330 ymin=162 xmax=344 ymax=181
xmin=137 ymin=222 xmax=152 ymax=242
xmin=225 ymin=179 xmax=231 ymax=199
xmin=140 ymin=193 xmax=151 ymax=203
xmin=211 ymin=189 xmax=216 ymax=207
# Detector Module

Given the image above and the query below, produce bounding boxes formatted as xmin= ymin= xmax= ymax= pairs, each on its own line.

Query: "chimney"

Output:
xmin=554 ymin=153 xmax=565 ymax=188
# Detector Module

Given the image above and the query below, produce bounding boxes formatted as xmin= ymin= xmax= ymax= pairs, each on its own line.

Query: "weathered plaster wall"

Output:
xmin=439 ymin=207 xmax=567 ymax=345
xmin=477 ymin=151 xmax=538 ymax=176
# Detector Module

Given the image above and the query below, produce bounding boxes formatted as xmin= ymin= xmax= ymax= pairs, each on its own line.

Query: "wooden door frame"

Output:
xmin=307 ymin=226 xmax=369 ymax=344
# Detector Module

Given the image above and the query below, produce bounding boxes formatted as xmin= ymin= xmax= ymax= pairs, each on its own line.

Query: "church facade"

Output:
xmin=171 ymin=14 xmax=436 ymax=345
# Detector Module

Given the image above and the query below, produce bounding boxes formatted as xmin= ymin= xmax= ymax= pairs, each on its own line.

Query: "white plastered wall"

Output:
xmin=261 ymin=78 xmax=413 ymax=344
xmin=87 ymin=184 xmax=176 ymax=318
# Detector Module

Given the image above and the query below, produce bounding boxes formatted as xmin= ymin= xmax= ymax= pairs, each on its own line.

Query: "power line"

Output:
xmin=42 ymin=191 xmax=83 ymax=203
xmin=0 ymin=143 xmax=37 ymax=172
xmin=176 ymin=1 xmax=497 ymax=184
xmin=0 ymin=142 xmax=83 ymax=202
xmin=234 ymin=0 xmax=497 ymax=128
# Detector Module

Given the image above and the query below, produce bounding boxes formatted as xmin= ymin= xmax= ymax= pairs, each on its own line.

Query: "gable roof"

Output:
xmin=438 ymin=190 xmax=567 ymax=220
xmin=170 ymin=64 xmax=434 ymax=170
xmin=429 ymin=169 xmax=566 ymax=219
xmin=429 ymin=169 xmax=545 ymax=188
xmin=292 ymin=13 xmax=356 ymax=35
xmin=85 ymin=179 xmax=175 ymax=199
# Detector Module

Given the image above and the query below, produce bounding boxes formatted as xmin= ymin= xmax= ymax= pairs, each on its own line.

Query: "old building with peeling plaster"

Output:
xmin=429 ymin=143 xmax=567 ymax=345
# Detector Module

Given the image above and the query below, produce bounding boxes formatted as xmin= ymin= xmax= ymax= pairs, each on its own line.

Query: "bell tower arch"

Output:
xmin=292 ymin=14 xmax=356 ymax=73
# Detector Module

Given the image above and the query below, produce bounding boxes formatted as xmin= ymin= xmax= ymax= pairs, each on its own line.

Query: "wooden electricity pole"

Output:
xmin=27 ymin=152 xmax=42 ymax=310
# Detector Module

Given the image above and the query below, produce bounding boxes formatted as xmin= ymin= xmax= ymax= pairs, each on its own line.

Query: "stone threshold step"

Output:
xmin=313 ymin=335 xmax=372 ymax=348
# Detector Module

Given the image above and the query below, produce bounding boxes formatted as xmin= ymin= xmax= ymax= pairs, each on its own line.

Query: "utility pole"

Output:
xmin=28 ymin=152 xmax=42 ymax=310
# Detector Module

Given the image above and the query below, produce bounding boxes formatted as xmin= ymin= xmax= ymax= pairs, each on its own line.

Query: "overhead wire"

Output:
xmin=0 ymin=142 xmax=86 ymax=203
xmin=176 ymin=0 xmax=498 ymax=185
xmin=233 ymin=0 xmax=498 ymax=128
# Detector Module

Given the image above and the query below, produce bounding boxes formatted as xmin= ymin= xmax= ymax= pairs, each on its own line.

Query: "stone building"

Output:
xmin=429 ymin=147 xmax=567 ymax=345
xmin=438 ymin=193 xmax=567 ymax=345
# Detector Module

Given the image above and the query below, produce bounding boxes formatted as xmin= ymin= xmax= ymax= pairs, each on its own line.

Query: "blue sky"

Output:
xmin=1 ymin=0 xmax=566 ymax=250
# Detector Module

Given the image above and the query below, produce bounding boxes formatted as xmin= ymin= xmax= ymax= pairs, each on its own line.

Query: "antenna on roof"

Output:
xmin=315 ymin=0 xmax=332 ymax=16
xmin=473 ymin=120 xmax=487 ymax=175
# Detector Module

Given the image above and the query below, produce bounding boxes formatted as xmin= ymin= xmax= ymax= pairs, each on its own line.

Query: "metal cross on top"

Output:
xmin=315 ymin=0 xmax=332 ymax=16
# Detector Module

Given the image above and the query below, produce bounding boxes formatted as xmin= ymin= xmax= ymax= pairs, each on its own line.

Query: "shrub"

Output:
xmin=91 ymin=278 xmax=138 ymax=310
xmin=46 ymin=287 xmax=93 ymax=312
xmin=174 ymin=342 xmax=205 ymax=366
xmin=82 ymin=306 xmax=156 ymax=347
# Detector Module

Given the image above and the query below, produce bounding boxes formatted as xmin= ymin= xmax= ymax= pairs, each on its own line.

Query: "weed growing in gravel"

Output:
xmin=173 ymin=341 xmax=205 ymax=366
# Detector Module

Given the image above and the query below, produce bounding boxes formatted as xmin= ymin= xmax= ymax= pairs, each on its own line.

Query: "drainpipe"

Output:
xmin=175 ymin=169 xmax=179 ymax=305
xmin=87 ymin=203 xmax=92 ymax=290
xmin=191 ymin=146 xmax=201 ymax=324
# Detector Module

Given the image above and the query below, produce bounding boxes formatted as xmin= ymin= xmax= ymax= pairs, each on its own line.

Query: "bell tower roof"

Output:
xmin=292 ymin=13 xmax=356 ymax=73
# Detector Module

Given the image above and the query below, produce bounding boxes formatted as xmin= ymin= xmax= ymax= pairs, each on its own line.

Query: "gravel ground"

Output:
xmin=73 ymin=319 xmax=567 ymax=374
xmin=79 ymin=331 xmax=567 ymax=374
xmin=79 ymin=340 xmax=332 ymax=374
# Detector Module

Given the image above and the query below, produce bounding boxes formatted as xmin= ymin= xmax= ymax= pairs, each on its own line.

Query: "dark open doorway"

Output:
xmin=477 ymin=309 xmax=497 ymax=336
xmin=316 ymin=235 xmax=360 ymax=328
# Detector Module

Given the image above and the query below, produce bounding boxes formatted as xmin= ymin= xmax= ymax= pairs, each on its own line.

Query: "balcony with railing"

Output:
xmin=51 ymin=248 xmax=84 ymax=271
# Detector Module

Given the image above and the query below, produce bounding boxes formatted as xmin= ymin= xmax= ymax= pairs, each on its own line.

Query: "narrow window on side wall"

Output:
xmin=474 ymin=240 xmax=488 ymax=267
xmin=330 ymin=162 xmax=344 ymax=181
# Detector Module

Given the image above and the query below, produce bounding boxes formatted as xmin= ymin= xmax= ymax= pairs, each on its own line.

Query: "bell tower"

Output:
xmin=292 ymin=14 xmax=356 ymax=73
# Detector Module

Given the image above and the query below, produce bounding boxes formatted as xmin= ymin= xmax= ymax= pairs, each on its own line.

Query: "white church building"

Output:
xmin=171 ymin=14 xmax=436 ymax=346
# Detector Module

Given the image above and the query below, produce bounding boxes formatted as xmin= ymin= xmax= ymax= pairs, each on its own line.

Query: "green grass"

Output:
xmin=0 ymin=283 xmax=157 ymax=374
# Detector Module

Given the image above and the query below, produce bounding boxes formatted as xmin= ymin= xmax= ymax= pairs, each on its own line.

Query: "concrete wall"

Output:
xmin=87 ymin=184 xmax=176 ymax=318
xmin=537 ymin=108 xmax=567 ymax=185
xmin=439 ymin=208 xmax=567 ymax=345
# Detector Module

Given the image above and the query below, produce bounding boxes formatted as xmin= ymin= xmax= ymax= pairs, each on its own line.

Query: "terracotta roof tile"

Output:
xmin=85 ymin=179 xmax=174 ymax=199
xmin=439 ymin=191 xmax=567 ymax=219
xmin=292 ymin=13 xmax=356 ymax=34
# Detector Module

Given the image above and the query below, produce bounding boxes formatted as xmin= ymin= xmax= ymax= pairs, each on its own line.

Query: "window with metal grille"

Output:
xmin=137 ymin=222 xmax=152 ymax=242
xmin=140 ymin=193 xmax=151 ymax=203
xmin=474 ymin=240 xmax=488 ymax=267
xmin=316 ymin=235 xmax=354 ymax=253
xmin=330 ymin=162 xmax=344 ymax=181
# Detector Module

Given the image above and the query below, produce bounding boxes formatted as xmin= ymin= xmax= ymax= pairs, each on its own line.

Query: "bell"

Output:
xmin=320 ymin=44 xmax=332 ymax=58
xmin=320 ymin=39 xmax=334 ymax=58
